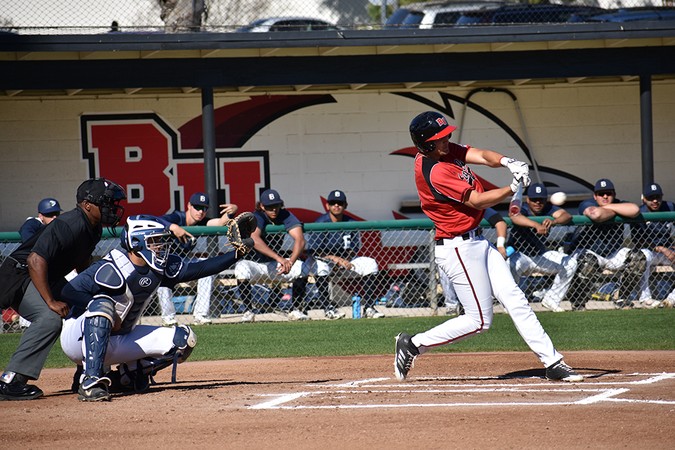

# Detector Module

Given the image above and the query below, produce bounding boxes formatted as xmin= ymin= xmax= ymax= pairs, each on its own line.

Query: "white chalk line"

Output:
xmin=250 ymin=373 xmax=675 ymax=410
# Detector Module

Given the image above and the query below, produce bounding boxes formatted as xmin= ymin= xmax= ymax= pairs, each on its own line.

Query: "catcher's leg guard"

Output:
xmin=82 ymin=297 xmax=115 ymax=381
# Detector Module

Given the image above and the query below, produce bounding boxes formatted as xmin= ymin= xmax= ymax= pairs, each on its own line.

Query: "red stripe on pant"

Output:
xmin=426 ymin=247 xmax=484 ymax=348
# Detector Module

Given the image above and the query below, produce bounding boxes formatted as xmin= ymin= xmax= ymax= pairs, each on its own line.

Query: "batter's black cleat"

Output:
xmin=0 ymin=380 xmax=44 ymax=401
xmin=78 ymin=376 xmax=112 ymax=402
xmin=394 ymin=333 xmax=419 ymax=381
xmin=546 ymin=360 xmax=584 ymax=382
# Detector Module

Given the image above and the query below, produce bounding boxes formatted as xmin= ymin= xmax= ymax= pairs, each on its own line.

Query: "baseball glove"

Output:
xmin=226 ymin=212 xmax=257 ymax=256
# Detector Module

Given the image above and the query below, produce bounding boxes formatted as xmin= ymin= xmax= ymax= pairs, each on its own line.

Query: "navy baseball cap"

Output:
xmin=260 ymin=189 xmax=284 ymax=206
xmin=38 ymin=198 xmax=62 ymax=215
xmin=189 ymin=192 xmax=210 ymax=207
xmin=643 ymin=183 xmax=663 ymax=197
xmin=594 ymin=178 xmax=615 ymax=193
xmin=526 ymin=183 xmax=548 ymax=199
xmin=327 ymin=190 xmax=347 ymax=203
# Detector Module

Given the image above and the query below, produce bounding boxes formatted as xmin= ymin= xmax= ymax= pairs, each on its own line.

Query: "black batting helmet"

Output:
xmin=409 ymin=111 xmax=457 ymax=154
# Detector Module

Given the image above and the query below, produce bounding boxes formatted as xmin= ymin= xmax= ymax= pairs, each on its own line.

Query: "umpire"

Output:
xmin=0 ymin=178 xmax=126 ymax=401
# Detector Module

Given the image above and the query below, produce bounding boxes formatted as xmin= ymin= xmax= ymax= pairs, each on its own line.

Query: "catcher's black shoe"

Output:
xmin=78 ymin=376 xmax=111 ymax=402
xmin=546 ymin=360 xmax=584 ymax=382
xmin=394 ymin=332 xmax=419 ymax=381
xmin=70 ymin=365 xmax=83 ymax=393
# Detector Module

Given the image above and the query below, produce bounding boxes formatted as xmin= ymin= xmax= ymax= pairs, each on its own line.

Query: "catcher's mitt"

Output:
xmin=226 ymin=212 xmax=257 ymax=256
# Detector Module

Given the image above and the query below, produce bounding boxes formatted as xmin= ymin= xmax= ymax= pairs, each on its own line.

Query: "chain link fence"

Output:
xmin=1 ymin=212 xmax=673 ymax=332
xmin=0 ymin=1 xmax=672 ymax=34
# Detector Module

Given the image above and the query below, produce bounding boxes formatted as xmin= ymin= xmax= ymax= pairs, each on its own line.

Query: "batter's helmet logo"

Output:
xmin=435 ymin=117 xmax=448 ymax=127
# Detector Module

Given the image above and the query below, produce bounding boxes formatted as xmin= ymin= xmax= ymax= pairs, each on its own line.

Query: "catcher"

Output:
xmin=59 ymin=213 xmax=256 ymax=402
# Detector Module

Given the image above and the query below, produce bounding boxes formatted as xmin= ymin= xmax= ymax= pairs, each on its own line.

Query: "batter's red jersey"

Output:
xmin=414 ymin=143 xmax=485 ymax=239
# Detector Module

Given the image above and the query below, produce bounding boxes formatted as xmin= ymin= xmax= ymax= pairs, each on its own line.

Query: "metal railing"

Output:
xmin=1 ymin=212 xmax=673 ymax=331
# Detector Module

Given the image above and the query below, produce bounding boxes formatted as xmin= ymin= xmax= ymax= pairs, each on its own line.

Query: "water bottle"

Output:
xmin=506 ymin=246 xmax=515 ymax=258
xmin=352 ymin=293 xmax=362 ymax=319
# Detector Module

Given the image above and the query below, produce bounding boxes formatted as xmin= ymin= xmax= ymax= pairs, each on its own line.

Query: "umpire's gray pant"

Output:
xmin=6 ymin=282 xmax=63 ymax=380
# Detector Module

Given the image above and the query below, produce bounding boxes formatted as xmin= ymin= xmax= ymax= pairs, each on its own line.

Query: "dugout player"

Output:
xmin=19 ymin=198 xmax=63 ymax=243
xmin=59 ymin=214 xmax=254 ymax=401
xmin=394 ymin=111 xmax=582 ymax=383
xmin=302 ymin=189 xmax=382 ymax=320
xmin=156 ymin=192 xmax=239 ymax=326
xmin=0 ymin=178 xmax=126 ymax=401
xmin=233 ymin=189 xmax=309 ymax=322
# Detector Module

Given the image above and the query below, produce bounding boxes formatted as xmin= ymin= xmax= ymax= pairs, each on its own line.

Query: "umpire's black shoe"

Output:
xmin=0 ymin=380 xmax=44 ymax=401
xmin=394 ymin=333 xmax=419 ymax=381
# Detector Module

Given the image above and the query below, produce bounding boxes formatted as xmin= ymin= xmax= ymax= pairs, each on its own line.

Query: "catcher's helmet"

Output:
xmin=120 ymin=215 xmax=173 ymax=272
xmin=409 ymin=111 xmax=457 ymax=154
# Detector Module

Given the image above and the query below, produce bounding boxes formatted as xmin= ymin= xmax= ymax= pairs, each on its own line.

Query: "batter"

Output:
xmin=394 ymin=111 xmax=582 ymax=383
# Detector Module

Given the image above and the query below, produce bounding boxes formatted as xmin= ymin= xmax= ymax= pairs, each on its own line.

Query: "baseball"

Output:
xmin=550 ymin=191 xmax=567 ymax=206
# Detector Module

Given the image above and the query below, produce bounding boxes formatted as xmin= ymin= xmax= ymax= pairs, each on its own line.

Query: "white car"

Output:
xmin=236 ymin=17 xmax=339 ymax=32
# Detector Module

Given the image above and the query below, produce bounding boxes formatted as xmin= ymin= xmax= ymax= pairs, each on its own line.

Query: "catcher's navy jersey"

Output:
xmin=61 ymin=248 xmax=238 ymax=333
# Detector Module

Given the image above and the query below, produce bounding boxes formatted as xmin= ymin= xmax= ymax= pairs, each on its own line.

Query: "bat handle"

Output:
xmin=509 ymin=182 xmax=523 ymax=216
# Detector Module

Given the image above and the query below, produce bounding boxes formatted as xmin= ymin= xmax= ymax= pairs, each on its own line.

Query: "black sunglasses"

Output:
xmin=328 ymin=201 xmax=345 ymax=206
xmin=192 ymin=205 xmax=208 ymax=211
xmin=595 ymin=191 xmax=615 ymax=197
xmin=263 ymin=204 xmax=281 ymax=211
xmin=645 ymin=195 xmax=662 ymax=202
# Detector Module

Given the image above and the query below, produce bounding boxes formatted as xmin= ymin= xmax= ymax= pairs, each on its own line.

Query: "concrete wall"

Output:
xmin=1 ymin=80 xmax=673 ymax=231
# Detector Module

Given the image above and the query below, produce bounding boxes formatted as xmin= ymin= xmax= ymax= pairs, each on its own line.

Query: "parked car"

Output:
xmin=385 ymin=1 xmax=505 ymax=29
xmin=236 ymin=17 xmax=339 ymax=32
xmin=455 ymin=4 xmax=606 ymax=25
xmin=580 ymin=7 xmax=675 ymax=23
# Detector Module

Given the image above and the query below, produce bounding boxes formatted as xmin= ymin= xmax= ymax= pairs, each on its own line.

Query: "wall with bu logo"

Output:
xmin=0 ymin=81 xmax=674 ymax=231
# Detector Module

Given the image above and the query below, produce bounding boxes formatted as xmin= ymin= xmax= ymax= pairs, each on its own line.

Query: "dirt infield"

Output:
xmin=2 ymin=351 xmax=674 ymax=449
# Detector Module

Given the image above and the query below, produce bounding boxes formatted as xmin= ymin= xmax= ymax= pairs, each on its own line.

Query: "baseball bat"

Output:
xmin=509 ymin=182 xmax=524 ymax=216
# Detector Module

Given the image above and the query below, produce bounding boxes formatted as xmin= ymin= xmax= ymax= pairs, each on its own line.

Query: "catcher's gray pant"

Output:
xmin=61 ymin=315 xmax=178 ymax=368
xmin=5 ymin=282 xmax=63 ymax=380
xmin=412 ymin=236 xmax=563 ymax=368
xmin=509 ymin=250 xmax=578 ymax=306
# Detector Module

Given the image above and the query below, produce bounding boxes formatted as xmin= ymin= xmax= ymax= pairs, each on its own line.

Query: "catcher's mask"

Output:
xmin=409 ymin=111 xmax=457 ymax=154
xmin=120 ymin=215 xmax=173 ymax=272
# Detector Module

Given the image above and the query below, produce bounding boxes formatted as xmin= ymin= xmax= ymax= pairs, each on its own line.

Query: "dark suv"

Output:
xmin=581 ymin=7 xmax=675 ymax=23
xmin=455 ymin=4 xmax=606 ymax=25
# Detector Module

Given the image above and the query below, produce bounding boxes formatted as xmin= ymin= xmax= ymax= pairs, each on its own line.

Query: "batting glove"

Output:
xmin=510 ymin=178 xmax=521 ymax=193
xmin=501 ymin=157 xmax=531 ymax=187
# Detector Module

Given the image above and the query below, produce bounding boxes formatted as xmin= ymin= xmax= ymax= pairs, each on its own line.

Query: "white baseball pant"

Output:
xmin=411 ymin=235 xmax=563 ymax=368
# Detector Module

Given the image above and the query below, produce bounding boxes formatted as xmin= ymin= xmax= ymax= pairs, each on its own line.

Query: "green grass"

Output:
xmin=1 ymin=309 xmax=673 ymax=369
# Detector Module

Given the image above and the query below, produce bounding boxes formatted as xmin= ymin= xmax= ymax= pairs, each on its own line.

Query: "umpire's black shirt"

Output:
xmin=10 ymin=206 xmax=102 ymax=288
